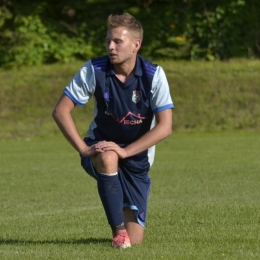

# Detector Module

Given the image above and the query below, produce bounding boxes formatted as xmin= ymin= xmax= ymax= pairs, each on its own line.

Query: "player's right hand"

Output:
xmin=80 ymin=144 xmax=104 ymax=157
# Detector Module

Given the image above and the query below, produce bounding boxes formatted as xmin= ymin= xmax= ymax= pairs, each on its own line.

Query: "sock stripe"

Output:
xmin=99 ymin=172 xmax=118 ymax=176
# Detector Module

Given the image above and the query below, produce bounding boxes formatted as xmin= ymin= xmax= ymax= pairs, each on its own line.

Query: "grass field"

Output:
xmin=0 ymin=58 xmax=260 ymax=139
xmin=1 ymin=132 xmax=259 ymax=259
xmin=0 ymin=59 xmax=259 ymax=259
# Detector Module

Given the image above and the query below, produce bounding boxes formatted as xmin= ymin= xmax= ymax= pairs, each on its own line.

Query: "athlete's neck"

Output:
xmin=113 ymin=57 xmax=136 ymax=83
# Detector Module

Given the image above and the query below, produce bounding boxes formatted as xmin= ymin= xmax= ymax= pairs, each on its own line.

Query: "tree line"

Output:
xmin=0 ymin=0 xmax=259 ymax=68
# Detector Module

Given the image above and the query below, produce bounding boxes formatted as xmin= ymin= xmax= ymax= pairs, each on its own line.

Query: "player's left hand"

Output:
xmin=94 ymin=141 xmax=128 ymax=159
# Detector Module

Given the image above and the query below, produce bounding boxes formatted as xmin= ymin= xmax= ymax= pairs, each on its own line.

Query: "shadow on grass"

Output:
xmin=0 ymin=237 xmax=111 ymax=246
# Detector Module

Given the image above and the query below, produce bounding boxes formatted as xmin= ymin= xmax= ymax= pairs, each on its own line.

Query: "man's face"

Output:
xmin=106 ymin=27 xmax=139 ymax=65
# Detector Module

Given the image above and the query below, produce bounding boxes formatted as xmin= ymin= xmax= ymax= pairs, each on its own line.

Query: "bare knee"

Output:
xmin=92 ymin=151 xmax=118 ymax=173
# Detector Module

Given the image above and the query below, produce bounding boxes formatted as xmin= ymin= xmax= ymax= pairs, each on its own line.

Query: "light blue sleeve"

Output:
xmin=63 ymin=60 xmax=96 ymax=106
xmin=150 ymin=66 xmax=174 ymax=113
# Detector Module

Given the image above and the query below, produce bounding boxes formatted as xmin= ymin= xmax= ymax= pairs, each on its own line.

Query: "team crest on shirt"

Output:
xmin=132 ymin=90 xmax=141 ymax=103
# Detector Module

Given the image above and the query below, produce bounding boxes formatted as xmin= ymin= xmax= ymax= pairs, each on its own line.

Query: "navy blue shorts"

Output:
xmin=80 ymin=138 xmax=151 ymax=227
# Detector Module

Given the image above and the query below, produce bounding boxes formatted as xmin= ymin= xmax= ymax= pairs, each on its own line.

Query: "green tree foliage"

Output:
xmin=0 ymin=1 xmax=95 ymax=67
xmin=0 ymin=0 xmax=259 ymax=68
xmin=183 ymin=0 xmax=260 ymax=60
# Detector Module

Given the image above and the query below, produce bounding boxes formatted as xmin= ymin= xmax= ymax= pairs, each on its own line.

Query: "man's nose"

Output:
xmin=107 ymin=41 xmax=115 ymax=50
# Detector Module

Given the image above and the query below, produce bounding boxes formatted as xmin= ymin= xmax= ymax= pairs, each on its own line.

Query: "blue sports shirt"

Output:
xmin=64 ymin=55 xmax=174 ymax=166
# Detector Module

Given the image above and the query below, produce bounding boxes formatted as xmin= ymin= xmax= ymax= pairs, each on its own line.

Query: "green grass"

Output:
xmin=1 ymin=132 xmax=259 ymax=259
xmin=1 ymin=59 xmax=260 ymax=140
xmin=0 ymin=59 xmax=259 ymax=258
xmin=163 ymin=59 xmax=260 ymax=131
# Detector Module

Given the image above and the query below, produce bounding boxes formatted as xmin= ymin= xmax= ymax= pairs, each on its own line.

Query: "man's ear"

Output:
xmin=134 ymin=39 xmax=141 ymax=52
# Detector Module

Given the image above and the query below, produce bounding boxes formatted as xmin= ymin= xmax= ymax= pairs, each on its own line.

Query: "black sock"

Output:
xmin=97 ymin=172 xmax=124 ymax=227
xmin=111 ymin=222 xmax=125 ymax=237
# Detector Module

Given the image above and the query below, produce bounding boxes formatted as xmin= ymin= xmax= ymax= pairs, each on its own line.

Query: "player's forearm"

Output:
xmin=124 ymin=109 xmax=172 ymax=157
xmin=124 ymin=122 xmax=172 ymax=158
xmin=52 ymin=109 xmax=87 ymax=154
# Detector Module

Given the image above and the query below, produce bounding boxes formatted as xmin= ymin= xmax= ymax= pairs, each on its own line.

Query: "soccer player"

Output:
xmin=52 ymin=13 xmax=174 ymax=248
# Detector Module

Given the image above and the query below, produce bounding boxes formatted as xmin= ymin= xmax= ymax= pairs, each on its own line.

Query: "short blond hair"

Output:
xmin=107 ymin=13 xmax=143 ymax=41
